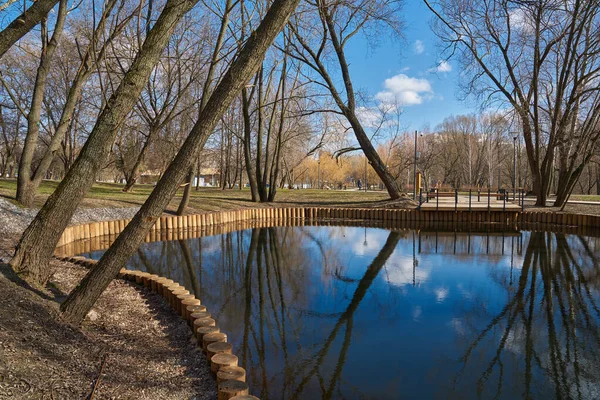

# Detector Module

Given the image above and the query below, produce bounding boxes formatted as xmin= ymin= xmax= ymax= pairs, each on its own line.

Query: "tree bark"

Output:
xmin=0 ymin=0 xmax=61 ymax=58
xmin=10 ymin=0 xmax=200 ymax=286
xmin=16 ymin=0 xmax=68 ymax=207
xmin=16 ymin=0 xmax=126 ymax=205
xmin=176 ymin=0 xmax=233 ymax=214
xmin=60 ymin=0 xmax=302 ymax=324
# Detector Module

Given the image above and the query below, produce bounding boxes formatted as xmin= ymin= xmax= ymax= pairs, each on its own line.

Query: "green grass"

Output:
xmin=0 ymin=179 xmax=397 ymax=214
xmin=569 ymin=194 xmax=600 ymax=202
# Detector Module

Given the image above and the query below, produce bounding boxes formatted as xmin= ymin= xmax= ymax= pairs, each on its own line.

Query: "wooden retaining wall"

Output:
xmin=54 ymin=207 xmax=599 ymax=399
xmin=55 ymin=208 xmax=599 ymax=257
xmin=57 ymin=257 xmax=256 ymax=400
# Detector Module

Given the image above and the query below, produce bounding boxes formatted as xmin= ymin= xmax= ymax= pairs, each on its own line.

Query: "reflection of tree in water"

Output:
xmin=452 ymin=232 xmax=600 ymax=399
xmin=237 ymin=228 xmax=401 ymax=399
xmin=123 ymin=227 xmax=600 ymax=398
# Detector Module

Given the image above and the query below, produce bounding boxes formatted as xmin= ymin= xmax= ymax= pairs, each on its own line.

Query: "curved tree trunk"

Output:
xmin=16 ymin=0 xmax=67 ymax=207
xmin=10 ymin=0 xmax=200 ymax=286
xmin=0 ymin=0 xmax=61 ymax=59
xmin=59 ymin=0 xmax=303 ymax=324
xmin=242 ymin=87 xmax=260 ymax=201
xmin=176 ymin=0 xmax=233 ymax=215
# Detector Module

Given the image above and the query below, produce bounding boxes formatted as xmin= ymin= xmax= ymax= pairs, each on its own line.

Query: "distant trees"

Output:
xmin=60 ymin=0 xmax=303 ymax=324
xmin=286 ymin=0 xmax=405 ymax=199
xmin=10 ymin=0 xmax=204 ymax=285
xmin=426 ymin=0 xmax=600 ymax=206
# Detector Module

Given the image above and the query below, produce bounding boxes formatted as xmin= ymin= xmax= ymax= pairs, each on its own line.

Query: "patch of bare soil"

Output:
xmin=0 ymin=259 xmax=217 ymax=400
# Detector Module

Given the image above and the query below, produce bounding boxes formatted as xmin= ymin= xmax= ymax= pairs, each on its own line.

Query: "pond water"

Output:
xmin=83 ymin=226 xmax=600 ymax=399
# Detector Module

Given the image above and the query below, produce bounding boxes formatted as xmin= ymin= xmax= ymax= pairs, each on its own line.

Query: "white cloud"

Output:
xmin=375 ymin=74 xmax=433 ymax=106
xmin=412 ymin=306 xmax=422 ymax=321
xmin=413 ymin=40 xmax=424 ymax=54
xmin=356 ymin=106 xmax=382 ymax=129
xmin=434 ymin=287 xmax=449 ymax=303
xmin=428 ymin=60 xmax=452 ymax=74
xmin=384 ymin=257 xmax=430 ymax=287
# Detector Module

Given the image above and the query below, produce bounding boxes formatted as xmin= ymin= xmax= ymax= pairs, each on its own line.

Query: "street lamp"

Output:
xmin=317 ymin=152 xmax=321 ymax=190
xmin=511 ymin=132 xmax=518 ymax=201
xmin=497 ymin=141 xmax=501 ymax=191
xmin=413 ymin=131 xmax=422 ymax=199
xmin=364 ymin=156 xmax=367 ymax=193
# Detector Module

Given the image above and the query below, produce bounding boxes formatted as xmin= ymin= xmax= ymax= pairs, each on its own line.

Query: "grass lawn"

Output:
xmin=0 ymin=179 xmax=400 ymax=214
xmin=569 ymin=194 xmax=600 ymax=202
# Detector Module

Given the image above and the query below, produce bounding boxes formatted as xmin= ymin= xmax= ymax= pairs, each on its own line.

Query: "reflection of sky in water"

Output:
xmin=84 ymin=227 xmax=600 ymax=400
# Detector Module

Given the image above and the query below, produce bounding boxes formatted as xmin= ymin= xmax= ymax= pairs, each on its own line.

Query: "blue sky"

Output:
xmin=344 ymin=0 xmax=475 ymax=131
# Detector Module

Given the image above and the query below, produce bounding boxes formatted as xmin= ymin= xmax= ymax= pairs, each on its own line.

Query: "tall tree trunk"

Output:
xmin=0 ymin=0 xmax=61 ymax=58
xmin=176 ymin=0 xmax=233 ymax=215
xmin=10 ymin=0 xmax=200 ymax=286
xmin=18 ymin=0 xmax=127 ymax=203
xmin=177 ymin=163 xmax=196 ymax=214
xmin=242 ymin=87 xmax=260 ymax=201
xmin=60 ymin=0 xmax=302 ymax=324
xmin=255 ymin=67 xmax=268 ymax=202
xmin=16 ymin=0 xmax=67 ymax=207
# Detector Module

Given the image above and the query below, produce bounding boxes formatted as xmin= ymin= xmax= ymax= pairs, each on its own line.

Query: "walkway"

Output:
xmin=419 ymin=193 xmax=521 ymax=211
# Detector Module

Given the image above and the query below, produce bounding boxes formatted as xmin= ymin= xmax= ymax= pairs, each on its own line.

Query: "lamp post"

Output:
xmin=364 ymin=156 xmax=367 ymax=192
xmin=317 ymin=152 xmax=320 ymax=190
xmin=413 ymin=131 xmax=421 ymax=199
xmin=512 ymin=132 xmax=518 ymax=201
xmin=497 ymin=140 xmax=501 ymax=191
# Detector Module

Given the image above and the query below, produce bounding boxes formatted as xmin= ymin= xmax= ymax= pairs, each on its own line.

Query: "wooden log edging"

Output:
xmin=53 ymin=207 xmax=600 ymax=398
xmin=58 ymin=256 xmax=255 ymax=400
xmin=55 ymin=207 xmax=600 ymax=257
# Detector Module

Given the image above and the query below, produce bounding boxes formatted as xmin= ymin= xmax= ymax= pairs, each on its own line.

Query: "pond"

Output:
xmin=83 ymin=225 xmax=600 ymax=399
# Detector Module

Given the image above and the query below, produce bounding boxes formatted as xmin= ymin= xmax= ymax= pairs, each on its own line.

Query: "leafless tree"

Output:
xmin=285 ymin=0 xmax=405 ymax=199
xmin=426 ymin=0 xmax=600 ymax=206
xmin=11 ymin=0 xmax=204 ymax=285
xmin=60 ymin=0 xmax=303 ymax=324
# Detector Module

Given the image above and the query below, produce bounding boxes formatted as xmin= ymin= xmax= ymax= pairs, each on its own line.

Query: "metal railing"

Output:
xmin=417 ymin=188 xmax=526 ymax=212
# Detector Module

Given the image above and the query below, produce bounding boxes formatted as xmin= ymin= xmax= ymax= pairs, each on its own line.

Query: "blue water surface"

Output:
xmin=85 ymin=226 xmax=600 ymax=399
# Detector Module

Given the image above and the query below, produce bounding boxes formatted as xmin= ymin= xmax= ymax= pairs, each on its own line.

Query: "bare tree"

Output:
xmin=14 ymin=0 xmax=68 ymax=206
xmin=176 ymin=0 xmax=236 ymax=214
xmin=425 ymin=0 xmax=600 ymax=206
xmin=10 ymin=0 xmax=203 ymax=285
xmin=60 ymin=0 xmax=303 ymax=324
xmin=13 ymin=0 xmax=138 ymax=206
xmin=285 ymin=0 xmax=404 ymax=199
xmin=118 ymin=14 xmax=207 ymax=192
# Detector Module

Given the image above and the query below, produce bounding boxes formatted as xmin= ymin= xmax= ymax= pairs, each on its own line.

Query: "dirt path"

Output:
xmin=0 ymin=258 xmax=217 ymax=399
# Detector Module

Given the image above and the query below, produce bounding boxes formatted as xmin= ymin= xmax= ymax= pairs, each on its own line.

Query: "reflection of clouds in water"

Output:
xmin=504 ymin=327 xmax=525 ymax=355
xmin=413 ymin=305 xmax=422 ymax=321
xmin=384 ymin=254 xmax=430 ymax=287
xmin=456 ymin=283 xmax=473 ymax=301
xmin=435 ymin=287 xmax=449 ymax=303
xmin=352 ymin=231 xmax=386 ymax=256
xmin=448 ymin=318 xmax=465 ymax=336
xmin=328 ymin=227 xmax=388 ymax=256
